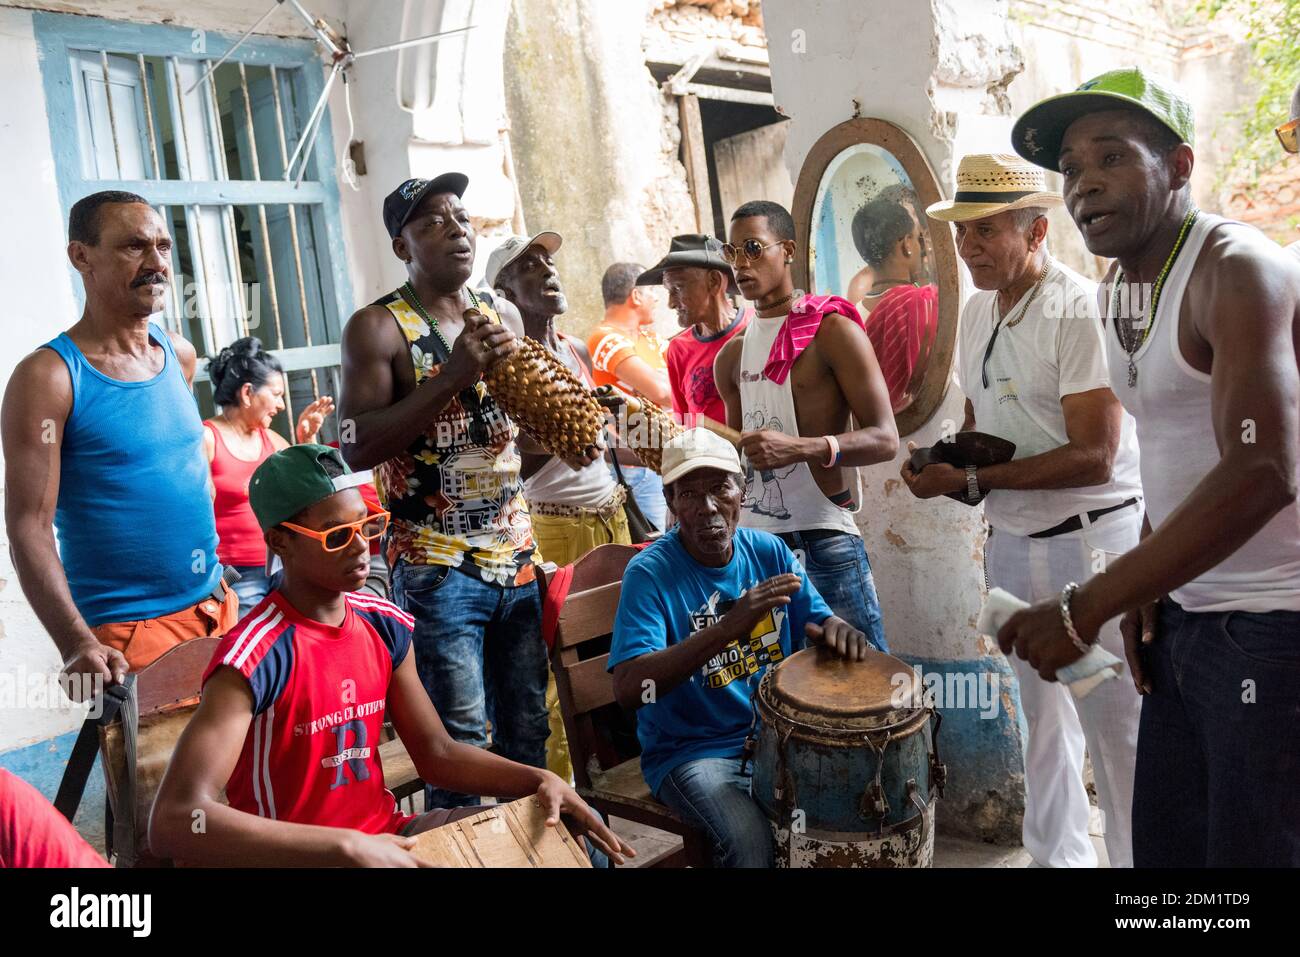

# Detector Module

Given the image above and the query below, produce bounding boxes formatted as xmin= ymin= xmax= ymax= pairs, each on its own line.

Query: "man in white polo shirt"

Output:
xmin=901 ymin=154 xmax=1143 ymax=867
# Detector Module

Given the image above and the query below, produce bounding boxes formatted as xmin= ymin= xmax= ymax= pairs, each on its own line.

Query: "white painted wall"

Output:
xmin=763 ymin=0 xmax=998 ymax=664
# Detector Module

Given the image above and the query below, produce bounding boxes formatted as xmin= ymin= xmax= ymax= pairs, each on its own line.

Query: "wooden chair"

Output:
xmin=543 ymin=543 xmax=710 ymax=867
xmin=99 ymin=635 xmax=423 ymax=865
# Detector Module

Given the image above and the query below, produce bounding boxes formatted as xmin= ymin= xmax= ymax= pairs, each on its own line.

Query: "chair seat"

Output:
xmin=380 ymin=738 xmax=422 ymax=798
xmin=582 ymin=758 xmax=682 ymax=823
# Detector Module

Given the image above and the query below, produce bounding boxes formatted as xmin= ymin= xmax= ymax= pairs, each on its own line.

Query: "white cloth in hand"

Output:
xmin=978 ymin=587 xmax=1123 ymax=699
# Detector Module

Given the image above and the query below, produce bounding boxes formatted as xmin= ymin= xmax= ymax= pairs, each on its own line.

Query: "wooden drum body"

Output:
xmin=751 ymin=647 xmax=946 ymax=868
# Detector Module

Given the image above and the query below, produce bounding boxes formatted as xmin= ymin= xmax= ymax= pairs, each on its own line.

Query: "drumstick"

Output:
xmin=697 ymin=415 xmax=742 ymax=447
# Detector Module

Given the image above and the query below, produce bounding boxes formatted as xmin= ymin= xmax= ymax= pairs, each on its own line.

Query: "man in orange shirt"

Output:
xmin=588 ymin=263 xmax=671 ymax=405
xmin=589 ymin=262 xmax=672 ymax=530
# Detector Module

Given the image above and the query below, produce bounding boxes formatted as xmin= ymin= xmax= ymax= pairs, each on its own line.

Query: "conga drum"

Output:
xmin=751 ymin=646 xmax=946 ymax=867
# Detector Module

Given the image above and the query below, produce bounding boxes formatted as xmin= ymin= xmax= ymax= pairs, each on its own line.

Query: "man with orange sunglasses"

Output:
xmin=150 ymin=444 xmax=632 ymax=866
xmin=1280 ymin=80 xmax=1300 ymax=261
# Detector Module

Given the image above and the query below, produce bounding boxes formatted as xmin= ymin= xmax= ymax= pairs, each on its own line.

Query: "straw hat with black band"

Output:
xmin=926 ymin=154 xmax=1064 ymax=223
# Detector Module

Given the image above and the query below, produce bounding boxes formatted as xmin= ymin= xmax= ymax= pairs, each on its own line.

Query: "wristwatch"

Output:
xmin=965 ymin=465 xmax=981 ymax=503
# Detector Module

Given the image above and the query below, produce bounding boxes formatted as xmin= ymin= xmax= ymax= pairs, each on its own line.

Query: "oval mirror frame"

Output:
xmin=793 ymin=118 xmax=959 ymax=437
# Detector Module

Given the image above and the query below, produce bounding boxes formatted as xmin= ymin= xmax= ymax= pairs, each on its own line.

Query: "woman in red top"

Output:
xmin=204 ymin=337 xmax=333 ymax=613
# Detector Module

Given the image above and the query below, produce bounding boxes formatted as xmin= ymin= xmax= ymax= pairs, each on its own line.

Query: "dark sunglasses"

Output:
xmin=461 ymin=386 xmax=492 ymax=446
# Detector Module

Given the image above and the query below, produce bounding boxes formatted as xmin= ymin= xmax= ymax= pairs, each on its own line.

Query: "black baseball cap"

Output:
xmin=382 ymin=172 xmax=469 ymax=239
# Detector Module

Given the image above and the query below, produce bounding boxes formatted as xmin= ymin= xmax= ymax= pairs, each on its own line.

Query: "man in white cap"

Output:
xmin=488 ymin=231 xmax=629 ymax=782
xmin=901 ymin=153 xmax=1144 ymax=867
xmin=608 ymin=428 xmax=869 ymax=867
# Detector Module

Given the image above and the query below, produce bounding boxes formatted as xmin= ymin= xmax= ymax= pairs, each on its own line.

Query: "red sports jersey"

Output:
xmin=202 ymin=590 xmax=416 ymax=834
xmin=0 ymin=769 xmax=109 ymax=868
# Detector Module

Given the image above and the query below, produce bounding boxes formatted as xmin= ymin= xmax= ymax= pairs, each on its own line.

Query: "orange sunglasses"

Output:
xmin=1277 ymin=118 xmax=1299 ymax=155
xmin=280 ymin=502 xmax=390 ymax=553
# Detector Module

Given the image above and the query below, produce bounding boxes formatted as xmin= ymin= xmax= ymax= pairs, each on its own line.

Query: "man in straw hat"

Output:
xmin=998 ymin=67 xmax=1300 ymax=867
xmin=637 ymin=234 xmax=748 ymax=428
xmin=902 ymin=152 xmax=1144 ymax=867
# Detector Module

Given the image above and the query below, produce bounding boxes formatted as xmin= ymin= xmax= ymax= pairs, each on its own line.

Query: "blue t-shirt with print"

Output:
xmin=607 ymin=525 xmax=833 ymax=797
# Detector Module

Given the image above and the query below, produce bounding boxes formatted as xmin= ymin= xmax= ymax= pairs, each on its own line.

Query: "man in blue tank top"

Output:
xmin=2 ymin=191 xmax=235 ymax=698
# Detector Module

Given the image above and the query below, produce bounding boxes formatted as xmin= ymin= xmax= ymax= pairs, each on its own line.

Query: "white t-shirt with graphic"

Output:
xmin=955 ymin=260 xmax=1142 ymax=537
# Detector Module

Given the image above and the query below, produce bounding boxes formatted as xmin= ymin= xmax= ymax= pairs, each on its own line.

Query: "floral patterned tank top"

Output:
xmin=373 ymin=286 xmax=537 ymax=586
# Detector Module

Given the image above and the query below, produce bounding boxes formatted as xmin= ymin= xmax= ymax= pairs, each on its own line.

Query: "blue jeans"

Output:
xmin=1132 ymin=599 xmax=1300 ymax=866
xmin=230 ymin=565 xmax=272 ymax=617
xmin=657 ymin=757 xmax=772 ymax=867
xmin=777 ymin=530 xmax=887 ymax=653
xmin=616 ymin=464 xmax=668 ymax=533
xmin=391 ymin=561 xmax=549 ymax=809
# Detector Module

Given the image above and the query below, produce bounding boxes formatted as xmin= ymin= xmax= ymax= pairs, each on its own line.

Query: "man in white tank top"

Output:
xmin=1006 ymin=68 xmax=1300 ymax=866
xmin=903 ymin=153 xmax=1144 ymax=867
xmin=715 ymin=201 xmax=900 ymax=653
xmin=488 ymin=232 xmax=630 ymax=786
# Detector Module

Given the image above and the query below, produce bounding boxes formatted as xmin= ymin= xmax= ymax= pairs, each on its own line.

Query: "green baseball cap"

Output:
xmin=249 ymin=444 xmax=374 ymax=532
xmin=1012 ymin=67 xmax=1195 ymax=171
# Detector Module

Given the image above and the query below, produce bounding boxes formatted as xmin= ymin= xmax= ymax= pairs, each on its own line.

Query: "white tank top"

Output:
xmin=1105 ymin=214 xmax=1300 ymax=612
xmin=736 ymin=314 xmax=861 ymax=537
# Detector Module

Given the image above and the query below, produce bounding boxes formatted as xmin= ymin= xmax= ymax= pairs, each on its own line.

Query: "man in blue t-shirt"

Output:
xmin=608 ymin=428 xmax=869 ymax=867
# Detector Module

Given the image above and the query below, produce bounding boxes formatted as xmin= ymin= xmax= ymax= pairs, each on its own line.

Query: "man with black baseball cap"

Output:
xmin=638 ymin=234 xmax=748 ymax=427
xmin=997 ymin=68 xmax=1300 ymax=867
xmin=339 ymin=174 xmax=555 ymax=811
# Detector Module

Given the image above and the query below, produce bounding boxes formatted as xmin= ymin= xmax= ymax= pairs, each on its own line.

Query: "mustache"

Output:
xmin=131 ymin=272 xmax=168 ymax=288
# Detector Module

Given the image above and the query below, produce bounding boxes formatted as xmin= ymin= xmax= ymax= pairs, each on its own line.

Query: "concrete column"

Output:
xmin=503 ymin=0 xmax=695 ymax=334
xmin=763 ymin=0 xmax=1028 ymax=841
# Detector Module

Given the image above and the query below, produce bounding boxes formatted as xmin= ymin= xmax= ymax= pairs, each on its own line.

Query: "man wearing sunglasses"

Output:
xmin=151 ymin=444 xmax=632 ymax=867
xmin=715 ymin=200 xmax=898 ymax=654
xmin=1281 ymin=80 xmax=1300 ymax=261
xmin=339 ymin=174 xmax=556 ymax=811
xmin=904 ymin=152 xmax=1143 ymax=868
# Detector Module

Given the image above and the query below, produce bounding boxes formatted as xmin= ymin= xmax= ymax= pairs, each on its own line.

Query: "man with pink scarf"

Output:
xmin=715 ymin=200 xmax=899 ymax=651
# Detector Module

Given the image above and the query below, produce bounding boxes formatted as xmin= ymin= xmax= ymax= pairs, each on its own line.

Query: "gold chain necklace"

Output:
xmin=995 ymin=260 xmax=1051 ymax=330
xmin=1110 ymin=207 xmax=1199 ymax=388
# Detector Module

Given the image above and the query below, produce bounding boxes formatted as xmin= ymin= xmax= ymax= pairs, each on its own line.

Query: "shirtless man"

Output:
xmin=715 ymin=200 xmax=899 ymax=651
xmin=1002 ymin=68 xmax=1300 ymax=866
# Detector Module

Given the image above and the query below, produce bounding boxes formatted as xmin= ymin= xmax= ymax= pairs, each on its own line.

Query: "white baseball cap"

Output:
xmin=660 ymin=428 xmax=743 ymax=486
xmin=483 ymin=231 xmax=563 ymax=289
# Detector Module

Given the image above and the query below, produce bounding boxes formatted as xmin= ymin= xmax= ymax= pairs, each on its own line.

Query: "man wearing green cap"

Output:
xmin=999 ymin=68 xmax=1300 ymax=867
xmin=150 ymin=444 xmax=632 ymax=867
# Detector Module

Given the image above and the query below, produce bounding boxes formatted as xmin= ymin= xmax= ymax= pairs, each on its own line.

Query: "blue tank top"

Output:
xmin=43 ymin=323 xmax=221 ymax=626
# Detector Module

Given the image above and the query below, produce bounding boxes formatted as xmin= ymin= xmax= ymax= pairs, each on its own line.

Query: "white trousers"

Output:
xmin=985 ymin=508 xmax=1142 ymax=868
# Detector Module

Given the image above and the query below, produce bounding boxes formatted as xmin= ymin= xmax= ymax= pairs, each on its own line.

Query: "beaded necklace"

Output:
xmin=401 ymin=281 xmax=485 ymax=359
xmin=1110 ymin=207 xmax=1199 ymax=388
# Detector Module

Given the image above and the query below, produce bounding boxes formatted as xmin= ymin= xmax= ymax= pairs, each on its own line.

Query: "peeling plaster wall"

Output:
xmin=504 ymin=0 xmax=694 ymax=339
xmin=763 ymin=0 xmax=1027 ymax=842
